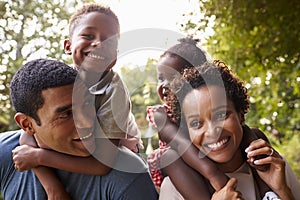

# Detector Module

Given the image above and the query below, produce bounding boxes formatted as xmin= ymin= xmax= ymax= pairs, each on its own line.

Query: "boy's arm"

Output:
xmin=33 ymin=167 xmax=71 ymax=200
xmin=13 ymin=144 xmax=112 ymax=175
xmin=19 ymin=132 xmax=70 ymax=200
xmin=16 ymin=132 xmax=113 ymax=174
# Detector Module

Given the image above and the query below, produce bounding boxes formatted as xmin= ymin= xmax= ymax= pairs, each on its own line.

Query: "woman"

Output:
xmin=159 ymin=60 xmax=300 ymax=199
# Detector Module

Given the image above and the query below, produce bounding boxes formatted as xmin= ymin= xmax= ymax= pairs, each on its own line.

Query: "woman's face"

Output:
xmin=157 ymin=55 xmax=190 ymax=102
xmin=182 ymin=85 xmax=244 ymax=171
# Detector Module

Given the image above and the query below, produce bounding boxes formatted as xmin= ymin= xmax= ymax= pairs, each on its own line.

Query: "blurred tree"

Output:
xmin=180 ymin=0 xmax=300 ymax=178
xmin=0 ymin=0 xmax=93 ymax=131
xmin=120 ymin=58 xmax=161 ymax=150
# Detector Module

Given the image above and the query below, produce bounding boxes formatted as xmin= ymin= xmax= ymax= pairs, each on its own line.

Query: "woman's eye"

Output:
xmin=189 ymin=120 xmax=202 ymax=129
xmin=215 ymin=111 xmax=228 ymax=120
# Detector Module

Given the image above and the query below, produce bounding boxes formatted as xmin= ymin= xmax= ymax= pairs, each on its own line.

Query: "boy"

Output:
xmin=14 ymin=3 xmax=145 ymax=199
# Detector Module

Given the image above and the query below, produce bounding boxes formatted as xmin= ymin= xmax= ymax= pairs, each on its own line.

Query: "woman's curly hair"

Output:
xmin=167 ymin=60 xmax=250 ymax=127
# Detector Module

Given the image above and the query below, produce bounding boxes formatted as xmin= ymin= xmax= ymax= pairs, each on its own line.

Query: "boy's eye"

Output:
xmin=82 ymin=34 xmax=94 ymax=40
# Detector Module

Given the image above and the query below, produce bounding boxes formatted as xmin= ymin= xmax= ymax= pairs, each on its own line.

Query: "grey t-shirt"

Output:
xmin=0 ymin=130 xmax=158 ymax=200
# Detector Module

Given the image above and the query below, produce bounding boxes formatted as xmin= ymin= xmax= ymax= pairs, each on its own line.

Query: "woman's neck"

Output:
xmin=217 ymin=149 xmax=244 ymax=173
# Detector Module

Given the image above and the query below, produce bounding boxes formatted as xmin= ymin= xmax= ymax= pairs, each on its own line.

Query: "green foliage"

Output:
xmin=180 ymin=0 xmax=300 ymax=179
xmin=0 ymin=0 xmax=79 ymax=131
xmin=120 ymin=59 xmax=161 ymax=136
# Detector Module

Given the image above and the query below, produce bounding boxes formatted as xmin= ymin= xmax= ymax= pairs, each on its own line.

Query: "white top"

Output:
xmin=159 ymin=158 xmax=300 ymax=200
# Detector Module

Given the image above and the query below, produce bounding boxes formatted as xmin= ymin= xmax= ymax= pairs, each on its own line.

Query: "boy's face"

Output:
xmin=182 ymin=85 xmax=244 ymax=169
xmin=31 ymin=83 xmax=96 ymax=156
xmin=65 ymin=12 xmax=119 ymax=73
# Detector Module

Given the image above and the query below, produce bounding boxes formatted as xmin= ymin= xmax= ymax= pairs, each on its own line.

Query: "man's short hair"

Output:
xmin=10 ymin=58 xmax=77 ymax=125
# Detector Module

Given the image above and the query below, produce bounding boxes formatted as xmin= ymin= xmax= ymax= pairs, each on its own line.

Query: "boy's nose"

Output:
xmin=91 ymin=41 xmax=101 ymax=47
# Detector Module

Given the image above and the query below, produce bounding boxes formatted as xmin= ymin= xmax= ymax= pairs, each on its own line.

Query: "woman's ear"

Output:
xmin=14 ymin=113 xmax=35 ymax=135
xmin=239 ymin=112 xmax=245 ymax=125
xmin=64 ymin=39 xmax=72 ymax=55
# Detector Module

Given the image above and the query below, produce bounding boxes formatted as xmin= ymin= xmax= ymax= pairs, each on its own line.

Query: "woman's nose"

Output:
xmin=205 ymin=124 xmax=222 ymax=138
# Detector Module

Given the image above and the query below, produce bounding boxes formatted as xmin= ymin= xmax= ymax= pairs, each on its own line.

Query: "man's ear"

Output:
xmin=14 ymin=113 xmax=35 ymax=135
xmin=64 ymin=39 xmax=72 ymax=55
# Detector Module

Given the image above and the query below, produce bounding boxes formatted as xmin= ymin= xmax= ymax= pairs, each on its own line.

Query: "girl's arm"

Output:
xmin=161 ymin=149 xmax=212 ymax=199
xmin=153 ymin=107 xmax=229 ymax=191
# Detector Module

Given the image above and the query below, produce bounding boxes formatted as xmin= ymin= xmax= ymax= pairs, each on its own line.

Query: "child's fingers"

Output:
xmin=226 ymin=178 xmax=238 ymax=190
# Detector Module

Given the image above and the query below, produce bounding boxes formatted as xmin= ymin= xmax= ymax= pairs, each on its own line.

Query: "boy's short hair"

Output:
xmin=69 ymin=3 xmax=120 ymax=38
xmin=10 ymin=58 xmax=77 ymax=125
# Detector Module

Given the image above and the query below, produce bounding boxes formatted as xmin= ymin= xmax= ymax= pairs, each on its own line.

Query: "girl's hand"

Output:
xmin=12 ymin=145 xmax=42 ymax=171
xmin=212 ymin=178 xmax=244 ymax=200
xmin=246 ymin=139 xmax=294 ymax=199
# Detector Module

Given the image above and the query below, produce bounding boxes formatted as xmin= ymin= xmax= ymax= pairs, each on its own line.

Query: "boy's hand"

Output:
xmin=12 ymin=145 xmax=41 ymax=171
xmin=212 ymin=178 xmax=244 ymax=200
xmin=120 ymin=137 xmax=144 ymax=153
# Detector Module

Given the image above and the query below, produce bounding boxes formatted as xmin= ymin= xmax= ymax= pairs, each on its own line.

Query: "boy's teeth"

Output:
xmin=207 ymin=138 xmax=228 ymax=149
xmin=88 ymin=53 xmax=104 ymax=60
xmin=80 ymin=133 xmax=92 ymax=140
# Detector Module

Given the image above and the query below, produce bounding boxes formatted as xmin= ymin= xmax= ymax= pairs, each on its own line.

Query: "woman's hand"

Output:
xmin=246 ymin=139 xmax=294 ymax=199
xmin=212 ymin=178 xmax=244 ymax=200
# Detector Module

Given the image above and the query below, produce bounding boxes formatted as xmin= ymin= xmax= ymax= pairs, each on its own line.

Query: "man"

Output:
xmin=0 ymin=58 xmax=158 ymax=199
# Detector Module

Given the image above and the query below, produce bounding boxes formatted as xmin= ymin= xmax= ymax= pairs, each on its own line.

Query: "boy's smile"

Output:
xmin=64 ymin=12 xmax=119 ymax=73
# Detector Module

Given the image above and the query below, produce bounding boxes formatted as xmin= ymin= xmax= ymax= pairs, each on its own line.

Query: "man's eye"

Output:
xmin=59 ymin=110 xmax=72 ymax=119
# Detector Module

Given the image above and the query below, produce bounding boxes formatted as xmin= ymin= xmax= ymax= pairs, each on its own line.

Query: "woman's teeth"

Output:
xmin=206 ymin=137 xmax=229 ymax=150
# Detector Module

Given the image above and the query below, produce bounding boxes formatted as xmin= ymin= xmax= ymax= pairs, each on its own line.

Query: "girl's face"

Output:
xmin=182 ymin=85 xmax=244 ymax=172
xmin=157 ymin=55 xmax=190 ymax=102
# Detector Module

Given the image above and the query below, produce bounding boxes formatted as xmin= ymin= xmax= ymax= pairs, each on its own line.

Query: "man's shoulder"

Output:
xmin=0 ymin=130 xmax=21 ymax=148
xmin=0 ymin=130 xmax=21 ymax=164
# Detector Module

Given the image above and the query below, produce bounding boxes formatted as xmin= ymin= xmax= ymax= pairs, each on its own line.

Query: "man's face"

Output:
xmin=32 ymin=83 xmax=96 ymax=156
